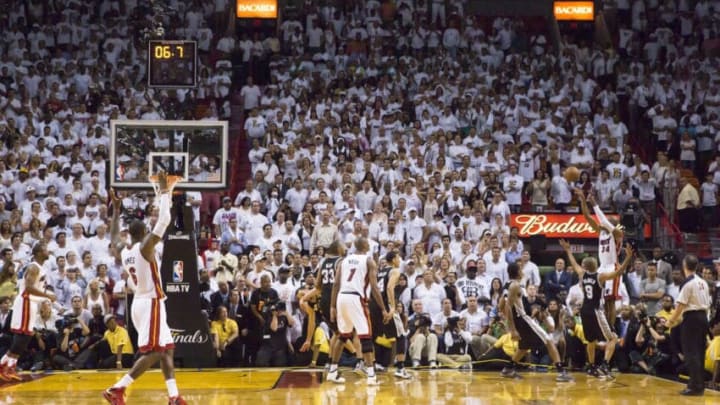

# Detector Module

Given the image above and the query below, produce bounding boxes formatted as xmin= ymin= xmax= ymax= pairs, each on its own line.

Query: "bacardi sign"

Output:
xmin=236 ymin=0 xmax=277 ymax=18
xmin=554 ymin=1 xmax=595 ymax=21
xmin=511 ymin=214 xmax=618 ymax=239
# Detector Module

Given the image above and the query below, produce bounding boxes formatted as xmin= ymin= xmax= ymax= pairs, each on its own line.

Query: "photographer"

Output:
xmin=634 ymin=312 xmax=671 ymax=375
xmin=249 ymin=274 xmax=279 ymax=366
xmin=408 ymin=299 xmax=438 ymax=368
xmin=256 ymin=301 xmax=294 ymax=367
xmin=52 ymin=310 xmax=91 ymax=370
xmin=27 ymin=301 xmax=58 ymax=371
xmin=437 ymin=316 xmax=472 ymax=370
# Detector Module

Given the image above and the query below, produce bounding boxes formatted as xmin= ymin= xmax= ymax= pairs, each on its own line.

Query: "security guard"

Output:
xmin=668 ymin=254 xmax=712 ymax=396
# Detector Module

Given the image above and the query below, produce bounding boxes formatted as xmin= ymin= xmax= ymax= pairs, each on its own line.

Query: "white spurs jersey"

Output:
xmin=121 ymin=242 xmax=166 ymax=300
xmin=598 ymin=228 xmax=619 ymax=269
xmin=338 ymin=254 xmax=369 ymax=298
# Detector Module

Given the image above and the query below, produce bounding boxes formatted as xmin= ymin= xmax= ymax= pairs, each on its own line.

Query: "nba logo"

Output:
xmin=173 ymin=261 xmax=184 ymax=282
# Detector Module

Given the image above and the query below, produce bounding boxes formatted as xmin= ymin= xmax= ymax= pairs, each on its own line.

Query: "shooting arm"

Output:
xmin=592 ymin=204 xmax=615 ymax=233
xmin=579 ymin=197 xmax=600 ymax=232
xmin=141 ymin=192 xmax=172 ymax=261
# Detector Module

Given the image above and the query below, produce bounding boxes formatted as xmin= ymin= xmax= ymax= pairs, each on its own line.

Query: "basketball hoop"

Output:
xmin=149 ymin=174 xmax=184 ymax=199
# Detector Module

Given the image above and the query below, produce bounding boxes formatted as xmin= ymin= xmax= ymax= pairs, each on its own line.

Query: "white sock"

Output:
xmin=166 ymin=378 xmax=179 ymax=398
xmin=7 ymin=357 xmax=16 ymax=368
xmin=113 ymin=374 xmax=134 ymax=389
xmin=329 ymin=364 xmax=338 ymax=373
xmin=367 ymin=364 xmax=376 ymax=378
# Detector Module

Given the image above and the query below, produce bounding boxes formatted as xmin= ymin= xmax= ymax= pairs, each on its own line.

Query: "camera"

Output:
xmin=415 ymin=313 xmax=432 ymax=328
xmin=56 ymin=315 xmax=79 ymax=330
xmin=446 ymin=316 xmax=461 ymax=330
xmin=270 ymin=302 xmax=286 ymax=312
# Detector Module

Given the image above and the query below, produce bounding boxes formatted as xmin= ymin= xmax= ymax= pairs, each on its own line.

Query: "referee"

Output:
xmin=668 ymin=254 xmax=712 ymax=396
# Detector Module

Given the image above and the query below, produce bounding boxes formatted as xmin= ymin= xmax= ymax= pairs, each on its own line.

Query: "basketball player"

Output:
xmin=577 ymin=189 xmax=625 ymax=325
xmin=299 ymin=241 xmax=347 ymax=356
xmin=0 ymin=242 xmax=56 ymax=381
xmin=104 ymin=173 xmax=186 ymax=405
xmin=372 ymin=251 xmax=411 ymax=379
xmin=560 ymin=239 xmax=632 ymax=379
xmin=499 ymin=262 xmax=573 ymax=382
xmin=327 ymin=238 xmax=390 ymax=385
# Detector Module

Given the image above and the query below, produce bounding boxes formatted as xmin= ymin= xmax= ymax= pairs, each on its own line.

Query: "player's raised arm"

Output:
xmin=559 ymin=239 xmax=585 ymax=278
xmin=141 ymin=171 xmax=172 ymax=262
xmin=576 ymin=189 xmax=600 ymax=232
xmin=599 ymin=243 xmax=633 ymax=283
xmin=588 ymin=193 xmax=616 ymax=234
xmin=109 ymin=188 xmax=125 ymax=251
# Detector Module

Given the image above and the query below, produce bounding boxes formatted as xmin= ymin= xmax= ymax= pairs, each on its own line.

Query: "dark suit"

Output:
xmin=210 ymin=291 xmax=230 ymax=319
xmin=544 ymin=270 xmax=573 ymax=300
xmin=614 ymin=317 xmax=641 ymax=372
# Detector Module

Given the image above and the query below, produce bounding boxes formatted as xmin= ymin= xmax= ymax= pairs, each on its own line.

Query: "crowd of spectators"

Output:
xmin=0 ymin=0 xmax=718 ymax=386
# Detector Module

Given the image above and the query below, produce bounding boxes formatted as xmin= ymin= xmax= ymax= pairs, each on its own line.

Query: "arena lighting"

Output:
xmin=553 ymin=1 xmax=594 ymax=21
xmin=236 ymin=0 xmax=278 ymax=19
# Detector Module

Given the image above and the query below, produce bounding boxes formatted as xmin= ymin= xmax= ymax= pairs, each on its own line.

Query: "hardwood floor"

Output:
xmin=0 ymin=368 xmax=717 ymax=404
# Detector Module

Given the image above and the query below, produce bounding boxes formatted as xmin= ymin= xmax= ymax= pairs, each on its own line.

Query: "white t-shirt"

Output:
xmin=701 ymin=182 xmax=718 ymax=207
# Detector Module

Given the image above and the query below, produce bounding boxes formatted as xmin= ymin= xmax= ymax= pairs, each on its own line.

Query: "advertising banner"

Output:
xmin=554 ymin=1 xmax=595 ymax=21
xmin=236 ymin=0 xmax=278 ymax=19
xmin=511 ymin=213 xmax=615 ymax=239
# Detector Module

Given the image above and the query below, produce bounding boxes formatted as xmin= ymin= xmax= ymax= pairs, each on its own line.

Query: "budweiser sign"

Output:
xmin=510 ymin=214 xmax=618 ymax=239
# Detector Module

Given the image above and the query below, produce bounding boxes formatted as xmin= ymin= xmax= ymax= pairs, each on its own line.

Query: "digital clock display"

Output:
xmin=148 ymin=40 xmax=197 ymax=88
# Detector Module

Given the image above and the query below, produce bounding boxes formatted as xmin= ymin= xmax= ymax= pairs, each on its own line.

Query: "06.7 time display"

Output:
xmin=148 ymin=40 xmax=197 ymax=88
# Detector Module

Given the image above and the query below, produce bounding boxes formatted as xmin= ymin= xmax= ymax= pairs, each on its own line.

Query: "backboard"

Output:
xmin=110 ymin=120 xmax=228 ymax=190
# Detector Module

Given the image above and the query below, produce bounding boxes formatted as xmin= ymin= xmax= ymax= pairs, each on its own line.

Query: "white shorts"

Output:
xmin=10 ymin=292 xmax=40 ymax=336
xmin=132 ymin=298 xmax=175 ymax=353
xmin=337 ymin=293 xmax=371 ymax=338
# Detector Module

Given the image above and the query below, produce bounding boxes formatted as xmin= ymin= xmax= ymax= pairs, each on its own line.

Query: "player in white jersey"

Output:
xmin=577 ymin=189 xmax=625 ymax=326
xmin=327 ymin=237 xmax=390 ymax=386
xmin=0 ymin=242 xmax=56 ymax=381
xmin=104 ymin=173 xmax=186 ymax=405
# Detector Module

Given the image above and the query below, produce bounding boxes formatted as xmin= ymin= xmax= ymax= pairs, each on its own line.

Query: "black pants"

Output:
xmin=256 ymin=344 xmax=288 ymax=367
xmin=475 ymin=348 xmax=512 ymax=371
xmin=681 ymin=311 xmax=708 ymax=392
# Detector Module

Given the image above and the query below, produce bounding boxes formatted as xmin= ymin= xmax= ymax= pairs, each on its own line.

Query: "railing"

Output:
xmin=655 ymin=203 xmax=682 ymax=250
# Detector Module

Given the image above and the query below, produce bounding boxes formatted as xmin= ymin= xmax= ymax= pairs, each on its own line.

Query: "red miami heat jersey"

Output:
xmin=338 ymin=254 xmax=369 ymax=298
xmin=121 ymin=243 xmax=165 ymax=300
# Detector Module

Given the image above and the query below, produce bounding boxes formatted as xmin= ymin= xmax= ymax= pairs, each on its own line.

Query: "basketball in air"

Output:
xmin=564 ymin=166 xmax=581 ymax=182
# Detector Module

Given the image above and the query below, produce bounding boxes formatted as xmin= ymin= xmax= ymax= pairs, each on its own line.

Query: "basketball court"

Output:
xmin=0 ymin=369 xmax=716 ymax=404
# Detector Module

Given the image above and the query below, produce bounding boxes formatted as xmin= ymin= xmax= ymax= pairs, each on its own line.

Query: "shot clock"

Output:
xmin=147 ymin=40 xmax=197 ymax=88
